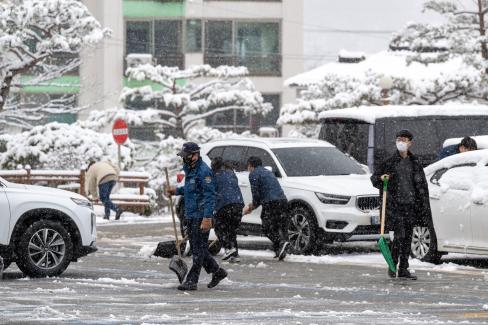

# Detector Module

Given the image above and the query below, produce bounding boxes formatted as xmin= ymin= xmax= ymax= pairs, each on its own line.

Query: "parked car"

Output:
xmin=176 ymin=138 xmax=380 ymax=254
xmin=411 ymin=149 xmax=488 ymax=264
xmin=443 ymin=135 xmax=488 ymax=150
xmin=319 ymin=105 xmax=488 ymax=171
xmin=0 ymin=177 xmax=97 ymax=277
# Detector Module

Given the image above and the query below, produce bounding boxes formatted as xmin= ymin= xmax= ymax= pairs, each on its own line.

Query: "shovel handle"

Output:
xmin=380 ymin=178 xmax=388 ymax=236
xmin=165 ymin=167 xmax=181 ymax=257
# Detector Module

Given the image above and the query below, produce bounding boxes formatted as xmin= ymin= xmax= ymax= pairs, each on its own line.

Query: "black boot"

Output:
xmin=115 ymin=208 xmax=123 ymax=220
xmin=278 ymin=242 xmax=290 ymax=261
xmin=207 ymin=268 xmax=227 ymax=288
xmin=398 ymin=270 xmax=417 ymax=280
xmin=178 ymin=281 xmax=197 ymax=291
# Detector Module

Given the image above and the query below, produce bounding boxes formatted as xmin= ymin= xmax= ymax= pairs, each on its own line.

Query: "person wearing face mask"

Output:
xmin=166 ymin=142 xmax=227 ymax=291
xmin=370 ymin=130 xmax=432 ymax=280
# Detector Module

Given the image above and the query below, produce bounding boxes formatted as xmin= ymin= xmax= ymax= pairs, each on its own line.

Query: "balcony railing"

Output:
xmin=204 ymin=53 xmax=281 ymax=76
xmin=154 ymin=53 xmax=185 ymax=69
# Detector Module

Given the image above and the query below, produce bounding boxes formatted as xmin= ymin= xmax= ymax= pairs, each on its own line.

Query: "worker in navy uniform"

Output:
xmin=167 ymin=142 xmax=227 ymax=291
xmin=243 ymin=156 xmax=290 ymax=260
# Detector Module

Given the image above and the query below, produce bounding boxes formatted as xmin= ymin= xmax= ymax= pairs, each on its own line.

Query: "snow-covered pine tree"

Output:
xmin=121 ymin=64 xmax=272 ymax=138
xmin=0 ymin=0 xmax=109 ymax=126
xmin=390 ymin=0 xmax=488 ymax=67
xmin=279 ymin=0 xmax=488 ymax=128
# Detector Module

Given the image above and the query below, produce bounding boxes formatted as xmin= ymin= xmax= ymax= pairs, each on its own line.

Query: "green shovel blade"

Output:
xmin=378 ymin=235 xmax=397 ymax=273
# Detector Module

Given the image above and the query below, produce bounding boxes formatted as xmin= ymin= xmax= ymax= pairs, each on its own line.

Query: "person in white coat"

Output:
xmin=85 ymin=161 xmax=123 ymax=220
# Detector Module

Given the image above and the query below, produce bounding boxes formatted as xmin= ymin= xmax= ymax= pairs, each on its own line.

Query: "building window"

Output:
xmin=205 ymin=94 xmax=279 ymax=133
xmin=125 ymin=19 xmax=184 ymax=69
xmin=154 ymin=20 xmax=183 ymax=67
xmin=186 ymin=19 xmax=202 ymax=53
xmin=236 ymin=22 xmax=280 ymax=76
xmin=204 ymin=20 xmax=281 ymax=76
xmin=205 ymin=21 xmax=233 ymax=65
xmin=206 ymin=108 xmax=251 ymax=133
xmin=126 ymin=21 xmax=152 ymax=54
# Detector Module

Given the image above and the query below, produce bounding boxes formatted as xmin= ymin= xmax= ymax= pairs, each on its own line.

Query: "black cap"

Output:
xmin=395 ymin=129 xmax=413 ymax=141
xmin=460 ymin=136 xmax=477 ymax=150
xmin=177 ymin=142 xmax=200 ymax=157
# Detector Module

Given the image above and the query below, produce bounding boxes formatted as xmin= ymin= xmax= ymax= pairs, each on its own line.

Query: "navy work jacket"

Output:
xmin=214 ymin=169 xmax=244 ymax=212
xmin=249 ymin=166 xmax=286 ymax=208
xmin=176 ymin=159 xmax=215 ymax=219
xmin=437 ymin=144 xmax=459 ymax=161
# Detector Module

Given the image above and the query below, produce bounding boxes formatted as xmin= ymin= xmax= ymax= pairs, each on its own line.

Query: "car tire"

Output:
xmin=288 ymin=205 xmax=318 ymax=255
xmin=410 ymin=224 xmax=443 ymax=264
xmin=16 ymin=220 xmax=74 ymax=278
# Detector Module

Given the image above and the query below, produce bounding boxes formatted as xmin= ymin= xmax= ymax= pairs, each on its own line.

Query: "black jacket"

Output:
xmin=370 ymin=151 xmax=432 ymax=231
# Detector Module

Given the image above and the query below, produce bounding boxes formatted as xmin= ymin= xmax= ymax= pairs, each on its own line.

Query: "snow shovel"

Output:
xmin=163 ymin=167 xmax=188 ymax=284
xmin=153 ymin=235 xmax=188 ymax=258
xmin=377 ymin=178 xmax=397 ymax=274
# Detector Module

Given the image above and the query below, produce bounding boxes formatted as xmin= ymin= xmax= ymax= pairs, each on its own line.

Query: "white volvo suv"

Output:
xmin=0 ymin=177 xmax=97 ymax=277
xmin=177 ymin=138 xmax=380 ymax=254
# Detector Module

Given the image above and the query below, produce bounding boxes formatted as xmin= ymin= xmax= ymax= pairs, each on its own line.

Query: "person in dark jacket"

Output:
xmin=438 ymin=136 xmax=477 ymax=160
xmin=243 ymin=156 xmax=290 ymax=260
xmin=371 ymin=130 xmax=432 ymax=280
xmin=211 ymin=157 xmax=245 ymax=263
xmin=167 ymin=142 xmax=227 ymax=291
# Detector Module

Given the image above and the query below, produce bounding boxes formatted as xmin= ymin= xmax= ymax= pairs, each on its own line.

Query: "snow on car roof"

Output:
xmin=443 ymin=135 xmax=488 ymax=149
xmin=208 ymin=137 xmax=335 ymax=149
xmin=285 ymin=50 xmax=470 ymax=87
xmin=319 ymin=104 xmax=488 ymax=124
xmin=424 ymin=149 xmax=488 ymax=175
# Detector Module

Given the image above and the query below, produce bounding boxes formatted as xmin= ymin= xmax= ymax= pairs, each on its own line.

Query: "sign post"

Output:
xmin=112 ymin=119 xmax=129 ymax=169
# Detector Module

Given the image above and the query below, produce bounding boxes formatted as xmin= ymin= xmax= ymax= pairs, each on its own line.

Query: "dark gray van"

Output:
xmin=319 ymin=105 xmax=488 ymax=171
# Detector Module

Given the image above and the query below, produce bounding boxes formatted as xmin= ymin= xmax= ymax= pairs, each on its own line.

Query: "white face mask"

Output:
xmin=396 ymin=141 xmax=409 ymax=152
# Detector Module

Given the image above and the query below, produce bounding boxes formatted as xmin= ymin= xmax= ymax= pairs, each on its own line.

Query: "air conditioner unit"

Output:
xmin=126 ymin=53 xmax=154 ymax=67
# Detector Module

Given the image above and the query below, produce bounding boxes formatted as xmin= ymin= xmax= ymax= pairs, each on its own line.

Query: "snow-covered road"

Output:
xmin=2 ymin=220 xmax=488 ymax=324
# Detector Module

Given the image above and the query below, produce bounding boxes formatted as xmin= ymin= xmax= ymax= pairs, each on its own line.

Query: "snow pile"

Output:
xmin=318 ymin=104 xmax=488 ymax=124
xmin=0 ymin=122 xmax=134 ymax=170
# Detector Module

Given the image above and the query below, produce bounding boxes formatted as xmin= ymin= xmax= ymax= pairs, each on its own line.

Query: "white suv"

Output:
xmin=177 ymin=138 xmax=380 ymax=254
xmin=0 ymin=177 xmax=97 ymax=277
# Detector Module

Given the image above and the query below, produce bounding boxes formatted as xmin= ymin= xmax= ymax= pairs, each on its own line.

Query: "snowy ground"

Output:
xmin=2 ymin=218 xmax=488 ymax=324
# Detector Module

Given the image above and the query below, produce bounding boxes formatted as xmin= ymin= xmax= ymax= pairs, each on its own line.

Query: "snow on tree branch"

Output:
xmin=0 ymin=0 xmax=110 ymax=118
xmin=121 ymin=64 xmax=271 ymax=138
xmin=279 ymin=54 xmax=486 ymax=125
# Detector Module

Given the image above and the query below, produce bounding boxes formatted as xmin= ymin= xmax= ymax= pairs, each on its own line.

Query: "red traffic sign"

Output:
xmin=112 ymin=119 xmax=128 ymax=145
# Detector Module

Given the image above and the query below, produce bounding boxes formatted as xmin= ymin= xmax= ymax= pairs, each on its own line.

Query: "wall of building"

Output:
xmin=79 ymin=0 xmax=124 ymax=120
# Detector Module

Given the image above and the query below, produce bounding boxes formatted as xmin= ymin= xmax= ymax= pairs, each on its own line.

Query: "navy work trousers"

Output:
xmin=186 ymin=218 xmax=220 ymax=284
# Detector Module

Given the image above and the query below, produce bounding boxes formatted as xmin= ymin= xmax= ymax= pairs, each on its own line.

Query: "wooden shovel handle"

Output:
xmin=380 ymin=179 xmax=388 ymax=236
xmin=165 ymin=168 xmax=181 ymax=257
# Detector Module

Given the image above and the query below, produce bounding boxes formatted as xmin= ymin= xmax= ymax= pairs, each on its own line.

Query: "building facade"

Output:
xmin=76 ymin=0 xmax=303 ymax=138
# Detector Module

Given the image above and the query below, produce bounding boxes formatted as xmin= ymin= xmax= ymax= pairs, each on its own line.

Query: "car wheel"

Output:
xmin=16 ymin=220 xmax=74 ymax=277
xmin=288 ymin=205 xmax=318 ymax=254
xmin=410 ymin=224 xmax=442 ymax=264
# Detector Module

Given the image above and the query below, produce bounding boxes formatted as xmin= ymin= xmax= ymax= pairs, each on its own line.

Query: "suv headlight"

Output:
xmin=71 ymin=197 xmax=93 ymax=209
xmin=315 ymin=192 xmax=351 ymax=205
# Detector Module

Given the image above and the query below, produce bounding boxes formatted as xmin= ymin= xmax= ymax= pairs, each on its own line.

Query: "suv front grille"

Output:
xmin=356 ymin=196 xmax=380 ymax=212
